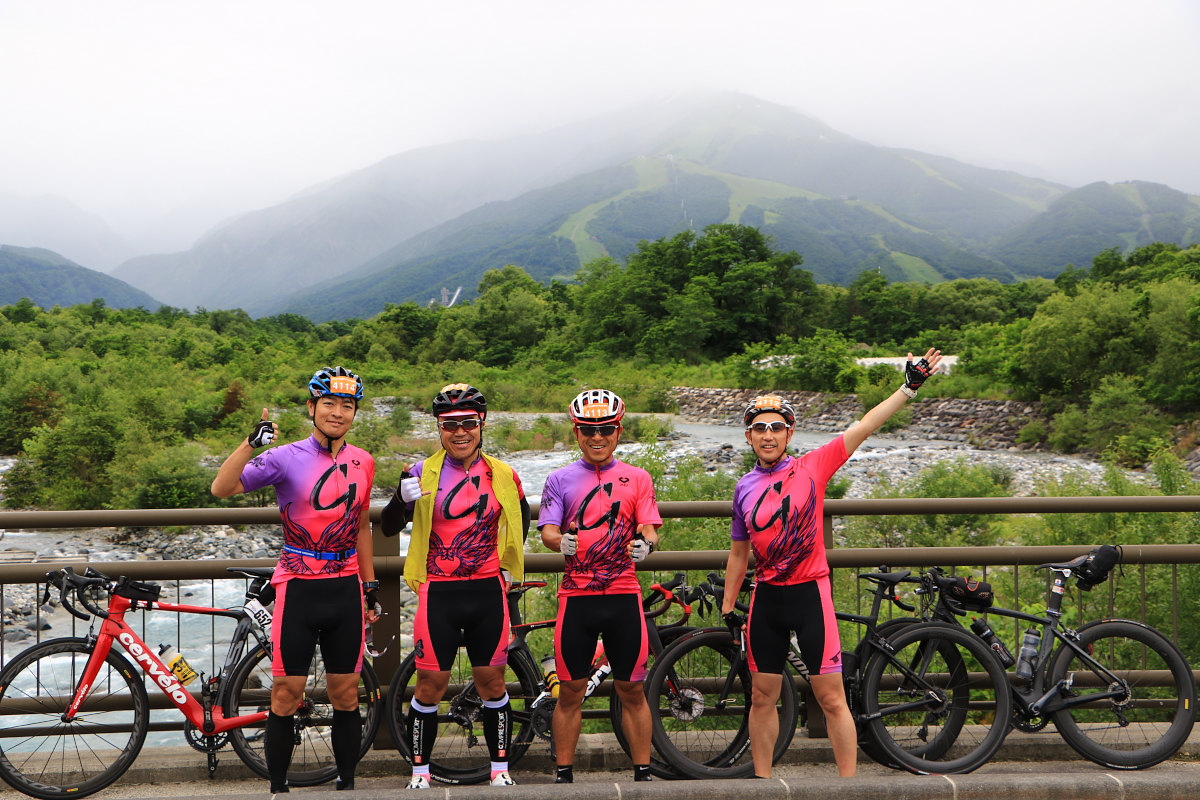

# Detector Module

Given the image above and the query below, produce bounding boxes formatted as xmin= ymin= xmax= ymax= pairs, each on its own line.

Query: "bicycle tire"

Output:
xmin=225 ymin=645 xmax=382 ymax=787
xmin=1047 ymin=618 xmax=1197 ymax=769
xmin=859 ymin=621 xmax=1011 ymax=774
xmin=0 ymin=638 xmax=149 ymax=800
xmin=849 ymin=616 xmax=958 ymax=771
xmin=646 ymin=628 xmax=798 ymax=779
xmin=385 ymin=650 xmax=539 ymax=785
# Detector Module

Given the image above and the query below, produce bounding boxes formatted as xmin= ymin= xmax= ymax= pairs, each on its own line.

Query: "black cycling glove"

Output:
xmin=904 ymin=357 xmax=934 ymax=393
xmin=248 ymin=419 xmax=276 ymax=448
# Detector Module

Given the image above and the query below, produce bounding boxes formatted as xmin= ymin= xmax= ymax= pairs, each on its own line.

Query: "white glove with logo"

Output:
xmin=630 ymin=534 xmax=653 ymax=563
xmin=560 ymin=529 xmax=578 ymax=557
xmin=399 ymin=476 xmax=423 ymax=503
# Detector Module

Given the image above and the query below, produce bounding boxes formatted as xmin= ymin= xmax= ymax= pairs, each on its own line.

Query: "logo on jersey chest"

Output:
xmin=310 ymin=462 xmax=357 ymax=512
xmin=749 ymin=480 xmax=791 ymax=532
xmin=443 ymin=475 xmax=489 ymax=523
xmin=576 ymin=481 xmax=621 ymax=533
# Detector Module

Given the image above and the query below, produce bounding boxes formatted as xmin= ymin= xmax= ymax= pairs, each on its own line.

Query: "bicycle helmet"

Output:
xmin=308 ymin=366 xmax=364 ymax=401
xmin=568 ymin=389 xmax=625 ymax=425
xmin=432 ymin=383 xmax=487 ymax=419
xmin=743 ymin=394 xmax=795 ymax=427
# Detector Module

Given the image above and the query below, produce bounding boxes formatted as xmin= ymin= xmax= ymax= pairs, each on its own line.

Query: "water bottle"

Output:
xmin=585 ymin=662 xmax=612 ymax=697
xmin=158 ymin=644 xmax=198 ymax=686
xmin=970 ymin=617 xmax=1015 ymax=668
xmin=540 ymin=654 xmax=560 ymax=698
xmin=1015 ymin=628 xmax=1041 ymax=680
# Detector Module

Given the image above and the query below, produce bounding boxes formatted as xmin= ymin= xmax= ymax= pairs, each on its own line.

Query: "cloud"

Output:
xmin=1 ymin=0 xmax=1197 ymax=251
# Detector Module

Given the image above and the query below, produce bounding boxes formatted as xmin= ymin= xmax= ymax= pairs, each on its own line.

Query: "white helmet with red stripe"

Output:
xmin=568 ymin=388 xmax=625 ymax=425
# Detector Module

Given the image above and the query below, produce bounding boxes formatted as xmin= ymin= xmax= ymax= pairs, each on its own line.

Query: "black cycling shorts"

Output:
xmin=554 ymin=593 xmax=648 ymax=683
xmin=413 ymin=576 xmax=509 ymax=672
xmin=272 ymin=574 xmax=364 ymax=676
xmin=746 ymin=577 xmax=843 ymax=676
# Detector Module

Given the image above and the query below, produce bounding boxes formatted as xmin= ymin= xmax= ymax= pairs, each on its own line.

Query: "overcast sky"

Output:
xmin=2 ymin=0 xmax=1198 ymax=252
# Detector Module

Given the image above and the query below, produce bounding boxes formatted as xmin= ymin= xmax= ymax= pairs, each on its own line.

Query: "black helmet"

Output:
xmin=432 ymin=383 xmax=487 ymax=418
xmin=743 ymin=394 xmax=796 ymax=427
xmin=308 ymin=366 xmax=364 ymax=401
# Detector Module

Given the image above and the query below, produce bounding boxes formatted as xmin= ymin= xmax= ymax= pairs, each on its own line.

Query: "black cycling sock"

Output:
xmin=555 ymin=765 xmax=574 ymax=783
xmin=634 ymin=764 xmax=652 ymax=782
xmin=265 ymin=711 xmax=295 ymax=791
xmin=481 ymin=698 xmax=511 ymax=762
xmin=409 ymin=705 xmax=439 ymax=766
xmin=331 ymin=708 xmax=361 ymax=787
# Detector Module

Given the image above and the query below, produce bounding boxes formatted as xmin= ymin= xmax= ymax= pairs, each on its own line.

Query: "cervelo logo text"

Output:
xmin=118 ymin=632 xmax=190 ymax=705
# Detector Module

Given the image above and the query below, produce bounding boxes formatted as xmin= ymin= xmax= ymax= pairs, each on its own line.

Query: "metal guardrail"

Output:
xmin=3 ymin=496 xmax=1199 ymax=749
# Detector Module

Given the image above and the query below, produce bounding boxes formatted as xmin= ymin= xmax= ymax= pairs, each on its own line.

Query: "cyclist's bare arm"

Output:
xmin=212 ymin=408 xmax=277 ymax=497
xmin=540 ymin=523 xmax=565 ymax=551
xmin=721 ymin=539 xmax=751 ymax=616
xmin=842 ymin=348 xmax=941 ymax=455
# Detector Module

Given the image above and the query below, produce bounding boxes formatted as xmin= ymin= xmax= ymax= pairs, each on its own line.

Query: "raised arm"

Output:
xmin=842 ymin=349 xmax=941 ymax=456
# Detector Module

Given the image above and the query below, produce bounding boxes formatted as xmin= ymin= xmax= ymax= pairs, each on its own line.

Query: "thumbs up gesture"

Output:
xmin=247 ymin=408 xmax=278 ymax=449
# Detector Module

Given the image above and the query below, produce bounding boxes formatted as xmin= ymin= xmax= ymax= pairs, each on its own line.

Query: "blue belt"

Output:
xmin=282 ymin=544 xmax=356 ymax=561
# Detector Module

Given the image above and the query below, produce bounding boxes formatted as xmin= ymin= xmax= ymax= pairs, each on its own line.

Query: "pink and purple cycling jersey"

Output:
xmin=240 ymin=435 xmax=374 ymax=583
xmin=539 ymin=458 xmax=662 ymax=596
xmin=409 ymin=457 xmax=525 ymax=582
xmin=731 ymin=436 xmax=848 ymax=586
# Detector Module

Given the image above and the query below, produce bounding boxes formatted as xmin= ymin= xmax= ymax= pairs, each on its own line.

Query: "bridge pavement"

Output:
xmin=1 ymin=729 xmax=1197 ymax=800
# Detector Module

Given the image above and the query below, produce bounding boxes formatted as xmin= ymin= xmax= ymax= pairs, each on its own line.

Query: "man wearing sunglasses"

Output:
xmin=539 ymin=388 xmax=662 ymax=784
xmin=380 ymin=383 xmax=529 ymax=788
xmin=720 ymin=349 xmax=942 ymax=779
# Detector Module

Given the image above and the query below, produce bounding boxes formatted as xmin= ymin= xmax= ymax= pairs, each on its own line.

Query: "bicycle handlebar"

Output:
xmin=43 ymin=566 xmax=112 ymax=621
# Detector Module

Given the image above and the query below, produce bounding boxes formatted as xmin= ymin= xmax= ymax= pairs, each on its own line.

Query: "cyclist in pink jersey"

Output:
xmin=539 ymin=389 xmax=661 ymax=784
xmin=720 ymin=349 xmax=942 ymax=778
xmin=211 ymin=366 xmax=379 ymax=796
xmin=380 ymin=383 xmax=528 ymax=789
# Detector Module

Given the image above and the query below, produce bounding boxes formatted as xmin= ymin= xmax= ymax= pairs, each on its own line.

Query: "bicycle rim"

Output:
xmin=860 ymin=622 xmax=1011 ymax=774
xmin=225 ymin=646 xmax=381 ymax=787
xmin=1048 ymin=619 xmax=1197 ymax=769
xmin=647 ymin=629 xmax=797 ymax=779
xmin=0 ymin=638 xmax=148 ymax=800
xmin=386 ymin=650 xmax=538 ymax=785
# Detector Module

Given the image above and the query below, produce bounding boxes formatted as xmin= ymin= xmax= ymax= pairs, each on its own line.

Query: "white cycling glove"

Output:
xmin=399 ymin=476 xmax=423 ymax=503
xmin=560 ymin=530 xmax=578 ymax=557
xmin=630 ymin=534 xmax=654 ymax=563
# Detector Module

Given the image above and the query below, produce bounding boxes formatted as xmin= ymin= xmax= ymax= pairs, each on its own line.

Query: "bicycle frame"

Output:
xmin=67 ymin=591 xmax=270 ymax=737
xmin=934 ymin=567 xmax=1133 ymax=718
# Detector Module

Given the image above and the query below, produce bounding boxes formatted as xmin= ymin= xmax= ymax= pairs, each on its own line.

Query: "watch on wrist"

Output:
xmin=899 ymin=384 xmax=918 ymax=398
xmin=362 ymin=580 xmax=380 ymax=591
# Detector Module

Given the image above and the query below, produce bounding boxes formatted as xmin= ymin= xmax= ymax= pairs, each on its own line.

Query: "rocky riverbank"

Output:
xmin=671 ymin=386 xmax=1049 ymax=449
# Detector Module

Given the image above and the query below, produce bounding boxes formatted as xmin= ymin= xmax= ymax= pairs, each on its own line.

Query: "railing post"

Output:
xmin=369 ymin=510 xmax=404 ymax=749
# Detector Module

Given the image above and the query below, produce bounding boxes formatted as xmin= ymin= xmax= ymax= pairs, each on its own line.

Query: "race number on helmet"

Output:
xmin=308 ymin=366 xmax=364 ymax=400
xmin=743 ymin=394 xmax=796 ymax=426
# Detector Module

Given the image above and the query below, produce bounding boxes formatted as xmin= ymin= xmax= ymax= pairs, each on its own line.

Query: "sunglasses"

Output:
xmin=576 ymin=424 xmax=620 ymax=437
xmin=438 ymin=418 xmax=482 ymax=432
xmin=746 ymin=421 xmax=791 ymax=433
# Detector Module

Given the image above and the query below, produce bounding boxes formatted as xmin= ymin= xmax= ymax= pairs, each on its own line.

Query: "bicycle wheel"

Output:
xmin=646 ymin=628 xmax=798 ymax=779
xmin=225 ymin=646 xmax=382 ymax=787
xmin=385 ymin=650 xmax=539 ymax=785
xmin=859 ymin=621 xmax=1011 ymax=774
xmin=0 ymin=638 xmax=149 ymax=800
xmin=1047 ymin=619 xmax=1197 ymax=769
xmin=849 ymin=617 xmax=959 ymax=771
